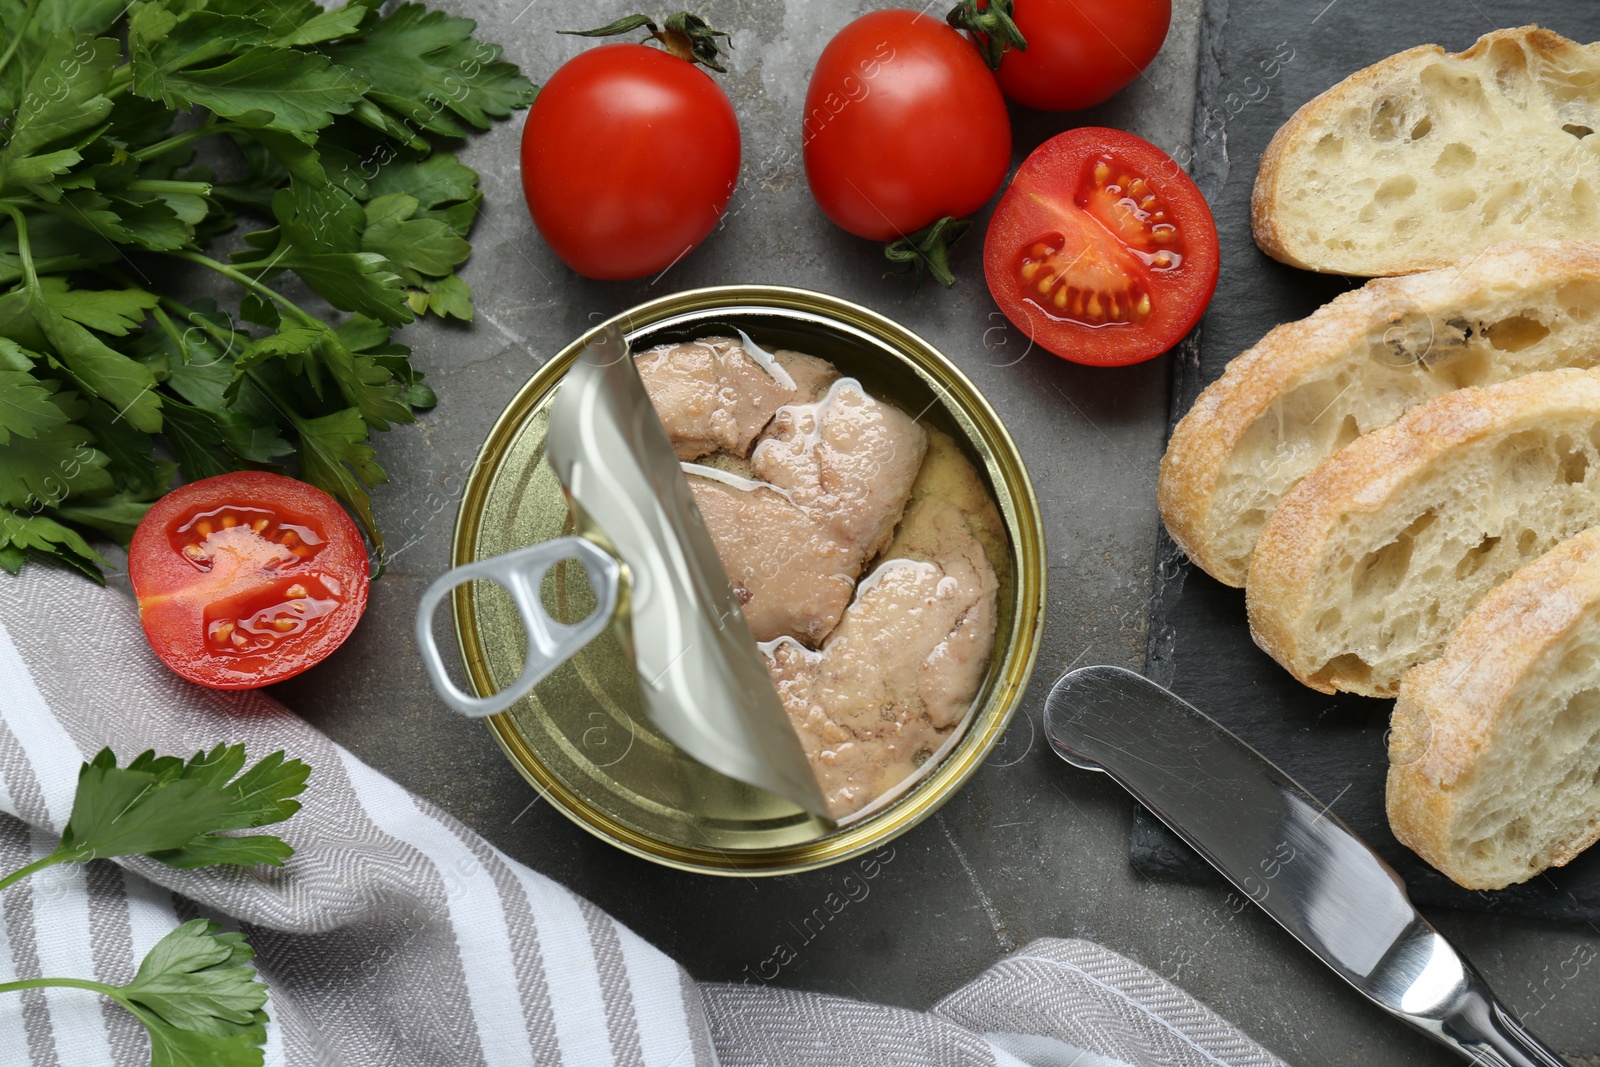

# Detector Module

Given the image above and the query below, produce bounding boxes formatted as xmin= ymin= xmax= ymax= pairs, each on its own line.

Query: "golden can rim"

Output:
xmin=452 ymin=285 xmax=1047 ymax=875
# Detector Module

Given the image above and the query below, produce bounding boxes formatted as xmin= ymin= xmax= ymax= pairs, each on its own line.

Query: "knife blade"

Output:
xmin=1044 ymin=664 xmax=1568 ymax=1067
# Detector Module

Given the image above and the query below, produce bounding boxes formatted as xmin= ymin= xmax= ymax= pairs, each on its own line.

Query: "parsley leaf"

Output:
xmin=327 ymin=3 xmax=536 ymax=138
xmin=294 ymin=405 xmax=388 ymax=552
xmin=51 ymin=491 xmax=155 ymax=543
xmin=150 ymin=49 xmax=368 ymax=143
xmin=0 ymin=365 xmax=70 ymax=443
xmin=0 ymin=744 xmax=310 ymax=890
xmin=2 ymin=37 xmax=118 ymax=161
xmin=120 ymin=920 xmax=270 ymax=1067
xmin=39 ymin=279 xmax=162 ymax=336
xmin=0 ymin=920 xmax=272 ymax=1067
xmin=0 ymin=744 xmax=310 ymax=1067
xmin=0 ymin=430 xmax=112 ymax=508
xmin=0 ymin=508 xmax=108 ymax=580
xmin=0 ymin=0 xmax=534 ymax=578
xmin=362 ymin=192 xmax=471 ymax=279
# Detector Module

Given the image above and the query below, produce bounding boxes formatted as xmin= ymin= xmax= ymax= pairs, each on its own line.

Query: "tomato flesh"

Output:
xmin=803 ymin=10 xmax=1011 ymax=241
xmin=985 ymin=129 xmax=1219 ymax=366
xmin=1015 ymin=155 xmax=1186 ymax=326
xmin=130 ymin=473 xmax=369 ymax=689
xmin=520 ymin=44 xmax=741 ymax=280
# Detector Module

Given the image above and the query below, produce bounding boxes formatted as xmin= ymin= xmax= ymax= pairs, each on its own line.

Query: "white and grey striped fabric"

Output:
xmin=0 ymin=562 xmax=1289 ymax=1067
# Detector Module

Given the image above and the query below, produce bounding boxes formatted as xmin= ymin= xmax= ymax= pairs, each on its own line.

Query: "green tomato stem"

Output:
xmin=883 ymin=216 xmax=972 ymax=288
xmin=945 ymin=0 xmax=1026 ymax=70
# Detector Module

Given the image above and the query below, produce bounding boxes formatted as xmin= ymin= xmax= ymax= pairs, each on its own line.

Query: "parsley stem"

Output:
xmin=130 ymin=120 xmax=225 ymax=163
xmin=0 ymin=976 xmax=119 ymax=999
xmin=149 ymin=305 xmax=190 ymax=350
xmin=245 ymin=370 xmax=310 ymax=433
xmin=0 ymin=4 xmax=38 ymax=79
xmin=1 ymin=206 xmax=40 ymax=298
xmin=127 ymin=179 xmax=214 ymax=197
xmin=106 ymin=63 xmax=132 ymax=100
xmin=0 ymin=852 xmax=68 ymax=894
xmin=165 ymin=251 xmax=314 ymax=323
xmin=157 ymin=296 xmax=240 ymax=351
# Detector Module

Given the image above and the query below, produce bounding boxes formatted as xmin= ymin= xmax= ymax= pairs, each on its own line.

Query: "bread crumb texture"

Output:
xmin=1254 ymin=27 xmax=1600 ymax=275
xmin=1246 ymin=368 xmax=1600 ymax=697
xmin=1160 ymin=241 xmax=1600 ymax=586
xmin=1387 ymin=526 xmax=1600 ymax=888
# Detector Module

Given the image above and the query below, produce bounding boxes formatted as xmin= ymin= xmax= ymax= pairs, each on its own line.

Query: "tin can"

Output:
xmin=450 ymin=285 xmax=1046 ymax=875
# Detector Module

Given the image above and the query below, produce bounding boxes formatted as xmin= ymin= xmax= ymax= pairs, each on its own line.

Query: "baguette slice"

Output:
xmin=1388 ymin=526 xmax=1600 ymax=889
xmin=1247 ymin=368 xmax=1600 ymax=697
xmin=1253 ymin=26 xmax=1600 ymax=276
xmin=1160 ymin=241 xmax=1600 ymax=587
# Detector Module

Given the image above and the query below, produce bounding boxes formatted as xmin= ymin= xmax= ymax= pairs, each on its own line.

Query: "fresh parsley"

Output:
xmin=0 ymin=920 xmax=272 ymax=1067
xmin=0 ymin=743 xmax=311 ymax=891
xmin=0 ymin=745 xmax=310 ymax=1065
xmin=0 ymin=0 xmax=538 ymax=579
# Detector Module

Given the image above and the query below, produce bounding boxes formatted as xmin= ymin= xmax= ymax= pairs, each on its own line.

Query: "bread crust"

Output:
xmin=1387 ymin=527 xmax=1600 ymax=888
xmin=1252 ymin=41 xmax=1446 ymax=274
xmin=1158 ymin=241 xmax=1600 ymax=587
xmin=1252 ymin=26 xmax=1596 ymax=275
xmin=1245 ymin=367 xmax=1600 ymax=697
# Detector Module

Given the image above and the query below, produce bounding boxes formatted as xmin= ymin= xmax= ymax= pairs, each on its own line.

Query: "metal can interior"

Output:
xmin=451 ymin=285 xmax=1046 ymax=875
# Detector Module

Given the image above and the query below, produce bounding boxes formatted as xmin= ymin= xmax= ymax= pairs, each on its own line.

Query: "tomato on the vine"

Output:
xmin=951 ymin=0 xmax=1171 ymax=112
xmin=984 ymin=128 xmax=1218 ymax=366
xmin=803 ymin=8 xmax=1010 ymax=273
xmin=520 ymin=18 xmax=740 ymax=281
xmin=129 ymin=472 xmax=371 ymax=690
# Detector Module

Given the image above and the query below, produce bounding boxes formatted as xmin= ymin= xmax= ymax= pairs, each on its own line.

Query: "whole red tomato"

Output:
xmin=984 ymin=128 xmax=1218 ymax=366
xmin=955 ymin=0 xmax=1171 ymax=111
xmin=520 ymin=43 xmax=740 ymax=280
xmin=129 ymin=472 xmax=371 ymax=689
xmin=803 ymin=9 xmax=1011 ymax=242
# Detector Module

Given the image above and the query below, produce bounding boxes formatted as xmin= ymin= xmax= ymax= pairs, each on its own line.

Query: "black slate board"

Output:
xmin=1138 ymin=0 xmax=1600 ymax=921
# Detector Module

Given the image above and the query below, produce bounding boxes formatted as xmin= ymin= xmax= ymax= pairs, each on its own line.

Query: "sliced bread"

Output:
xmin=1253 ymin=26 xmax=1600 ymax=276
xmin=1160 ymin=241 xmax=1600 ymax=587
xmin=1388 ymin=526 xmax=1600 ymax=889
xmin=1246 ymin=368 xmax=1600 ymax=697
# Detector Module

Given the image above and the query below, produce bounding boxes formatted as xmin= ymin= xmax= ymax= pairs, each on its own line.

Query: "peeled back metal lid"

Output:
xmin=544 ymin=325 xmax=832 ymax=821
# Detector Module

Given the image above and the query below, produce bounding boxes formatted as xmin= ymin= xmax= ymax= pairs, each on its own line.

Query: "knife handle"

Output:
xmin=1442 ymin=987 xmax=1569 ymax=1067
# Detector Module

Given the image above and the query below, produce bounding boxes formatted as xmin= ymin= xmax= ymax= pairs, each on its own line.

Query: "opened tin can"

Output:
xmin=449 ymin=285 xmax=1046 ymax=875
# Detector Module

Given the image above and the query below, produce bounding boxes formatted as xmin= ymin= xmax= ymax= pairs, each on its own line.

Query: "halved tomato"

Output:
xmin=983 ymin=128 xmax=1219 ymax=366
xmin=128 ymin=472 xmax=370 ymax=689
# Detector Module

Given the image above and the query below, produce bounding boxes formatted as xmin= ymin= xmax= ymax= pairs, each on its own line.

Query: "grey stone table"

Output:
xmin=265 ymin=1 xmax=1600 ymax=1063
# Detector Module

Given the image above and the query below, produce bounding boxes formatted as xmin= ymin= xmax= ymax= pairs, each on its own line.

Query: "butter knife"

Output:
xmin=1044 ymin=665 xmax=1568 ymax=1067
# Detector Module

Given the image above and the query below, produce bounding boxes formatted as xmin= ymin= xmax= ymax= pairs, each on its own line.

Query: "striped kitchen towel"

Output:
xmin=0 ymin=561 xmax=1286 ymax=1067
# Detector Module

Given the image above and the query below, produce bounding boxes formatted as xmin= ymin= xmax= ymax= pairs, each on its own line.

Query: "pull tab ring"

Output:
xmin=415 ymin=537 xmax=621 ymax=718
